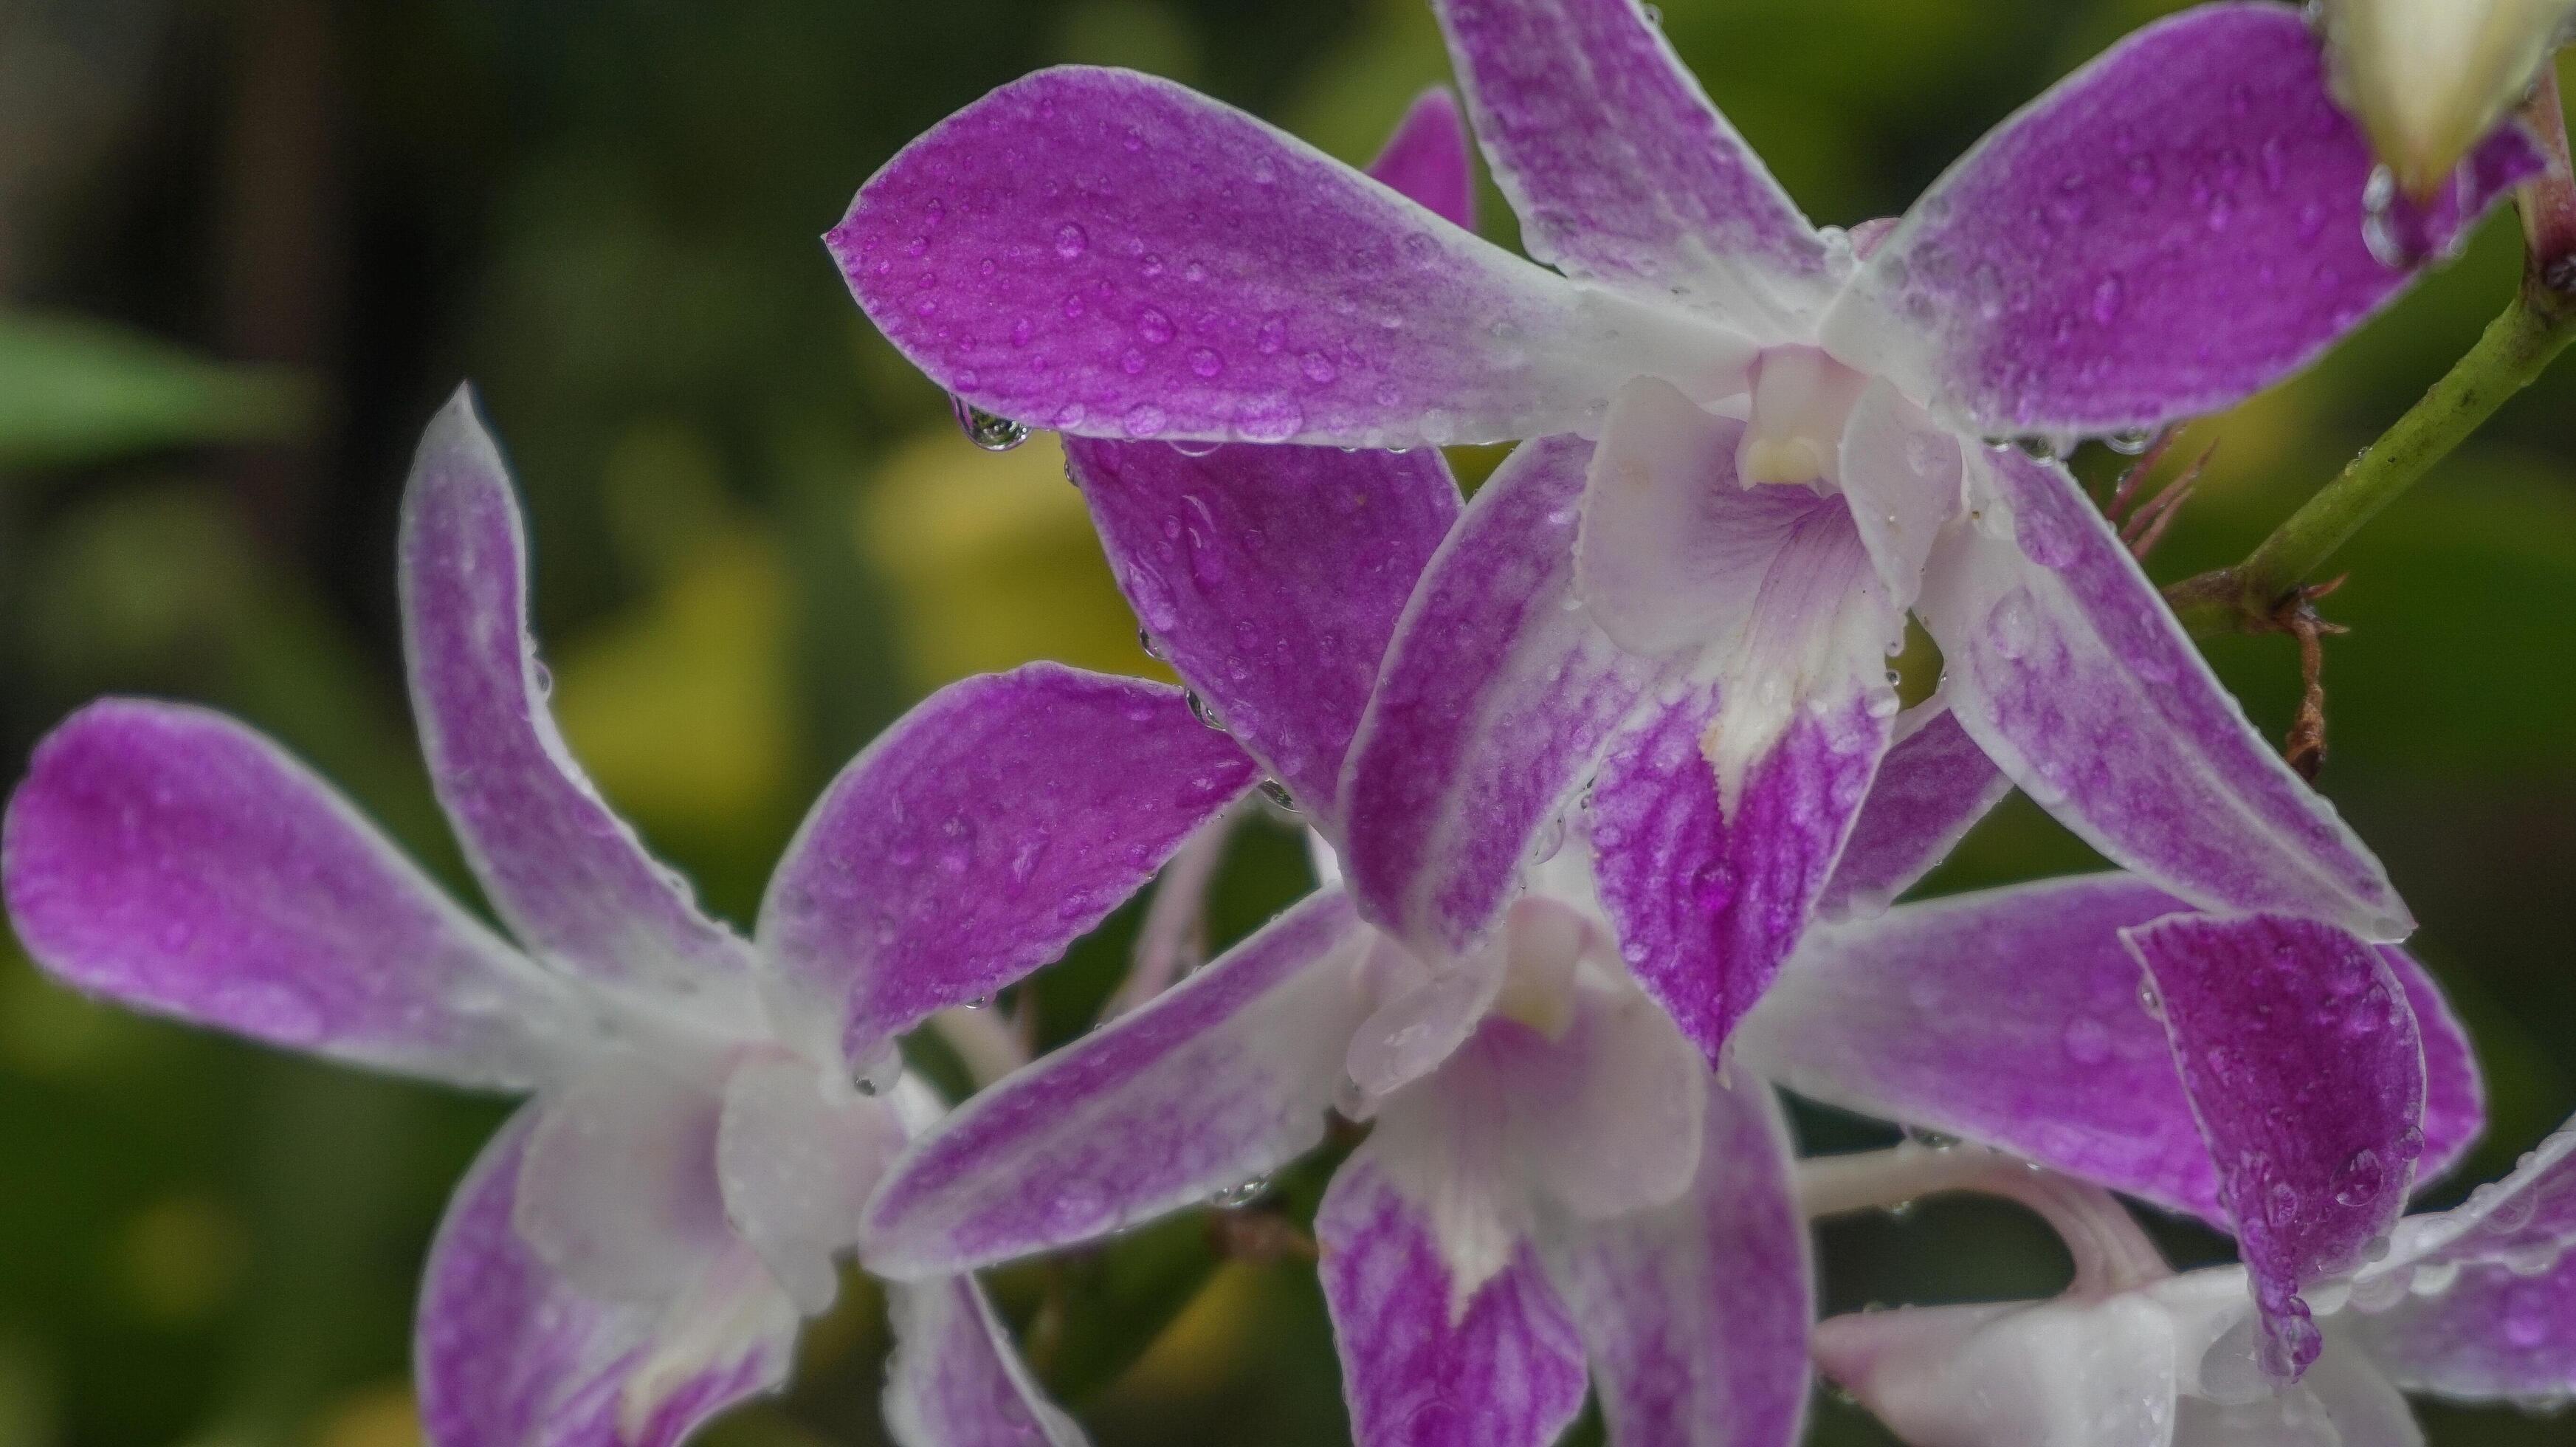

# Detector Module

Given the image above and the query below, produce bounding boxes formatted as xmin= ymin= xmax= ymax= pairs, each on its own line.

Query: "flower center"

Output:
xmin=1735 ymin=346 xmax=1870 ymax=489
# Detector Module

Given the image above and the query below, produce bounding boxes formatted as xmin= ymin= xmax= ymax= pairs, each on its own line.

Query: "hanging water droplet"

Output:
xmin=1185 ymin=690 xmax=1228 ymax=732
xmin=951 ymin=396 xmax=1031 ymax=452
xmin=2360 ymin=165 xmax=2417 ymax=269
xmin=1527 ymin=811 xmax=1566 ymax=865
xmin=963 ymin=994 xmax=993 ymax=1011
xmin=1883 ymin=1198 xmax=1917 ymax=1221
xmin=2011 ymin=433 xmax=2069 ymax=463
xmin=1904 ymin=1125 xmax=1962 ymax=1151
xmin=1209 ymin=1175 xmax=1270 ymax=1209
xmin=1258 ymin=780 xmax=1297 ymax=812
xmin=1137 ymin=627 xmax=1168 ymax=661
xmin=2104 ymin=427 xmax=2156 ymax=456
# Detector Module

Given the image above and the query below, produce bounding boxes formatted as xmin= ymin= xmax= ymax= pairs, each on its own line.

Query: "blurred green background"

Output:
xmin=0 ymin=1 xmax=2570 ymax=1443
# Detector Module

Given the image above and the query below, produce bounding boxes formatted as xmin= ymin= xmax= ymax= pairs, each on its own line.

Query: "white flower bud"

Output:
xmin=2320 ymin=0 xmax=2574 ymax=196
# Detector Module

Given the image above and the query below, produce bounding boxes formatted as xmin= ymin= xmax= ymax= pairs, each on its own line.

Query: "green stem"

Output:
xmin=2166 ymin=72 xmax=2576 ymax=638
xmin=2166 ymin=297 xmax=2575 ymax=636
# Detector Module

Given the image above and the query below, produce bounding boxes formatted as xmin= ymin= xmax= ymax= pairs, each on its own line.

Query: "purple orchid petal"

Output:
xmin=1917 ymin=447 xmax=2409 ymax=941
xmin=401 ymin=391 xmax=761 ymax=997
xmin=2126 ymin=910 xmax=2425 ymax=1382
xmin=1540 ymin=1074 xmax=1812 ymax=1447
xmin=1316 ymin=1144 xmax=1591 ymax=1447
xmin=1064 ymin=441 xmax=1459 ymax=836
xmin=1342 ymin=435 xmax=1661 ymax=952
xmin=1368 ymin=88 xmax=1478 ymax=232
xmin=1740 ymin=875 xmax=2480 ymax=1224
xmin=831 ymin=67 xmax=1732 ymax=449
xmin=715 ymin=1056 xmax=906 ymax=1316
xmin=1428 ymin=0 xmax=1832 ymax=331
xmin=2343 ymin=1252 xmax=2576 ymax=1405
xmin=417 ymin=1113 xmax=797 ymax=1447
xmin=2377 ymin=1115 xmax=2576 ymax=1281
xmin=758 ymin=664 xmax=1256 ymax=1070
xmin=882 ymin=1278 xmax=1089 ymax=1447
xmin=1588 ymin=678 xmax=1890 ymax=1060
xmin=1813 ymin=699 xmax=2013 ymax=920
xmin=1825 ymin=3 xmax=2546 ymax=436
xmin=2 ymin=699 xmax=568 ymax=1087
xmin=862 ymin=890 xmax=1365 ymax=1276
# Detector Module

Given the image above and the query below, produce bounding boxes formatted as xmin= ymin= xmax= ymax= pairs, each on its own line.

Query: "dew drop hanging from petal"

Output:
xmin=951 ymin=396 xmax=1032 ymax=451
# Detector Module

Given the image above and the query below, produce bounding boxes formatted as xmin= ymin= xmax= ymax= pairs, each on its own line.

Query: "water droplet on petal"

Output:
xmin=951 ymin=397 xmax=1032 ymax=452
xmin=1053 ymin=222 xmax=1090 ymax=259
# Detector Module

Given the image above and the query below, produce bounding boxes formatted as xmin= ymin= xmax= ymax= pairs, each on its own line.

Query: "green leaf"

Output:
xmin=0 ymin=313 xmax=306 ymax=467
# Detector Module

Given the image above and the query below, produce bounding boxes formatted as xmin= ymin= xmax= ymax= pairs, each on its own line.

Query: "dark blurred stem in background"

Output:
xmin=2167 ymin=68 xmax=2576 ymax=640
xmin=218 ymin=0 xmax=342 ymax=555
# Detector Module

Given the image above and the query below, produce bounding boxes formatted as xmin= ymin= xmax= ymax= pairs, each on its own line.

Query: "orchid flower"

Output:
xmin=1808 ymin=1113 xmax=2576 ymax=1446
xmin=831 ymin=0 xmax=2549 ymax=1062
xmin=0 ymin=393 xmax=1261 ymax=1447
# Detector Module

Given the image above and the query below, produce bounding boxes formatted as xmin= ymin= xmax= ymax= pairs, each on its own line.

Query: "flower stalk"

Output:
xmin=2169 ymin=69 xmax=2576 ymax=637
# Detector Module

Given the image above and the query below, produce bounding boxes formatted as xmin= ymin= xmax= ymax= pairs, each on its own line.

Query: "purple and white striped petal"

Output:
xmin=1916 ymin=447 xmax=2409 ymax=941
xmin=1740 ymin=876 xmax=2481 ymax=1223
xmin=1428 ymin=0 xmax=1833 ymax=332
xmin=1368 ymin=88 xmax=1479 ymax=233
xmin=1812 ymin=700 xmax=2012 ymax=921
xmin=882 ymin=1278 xmax=1089 ymax=1447
xmin=1824 ymin=2 xmax=2546 ymax=437
xmin=2 ymin=699 xmax=568 ymax=1088
xmin=2377 ymin=1115 xmax=2576 ymax=1281
xmin=1064 ymin=441 xmax=1459 ymax=835
xmin=1316 ymin=1145 xmax=1591 ymax=1447
xmin=401 ymin=392 xmax=761 ymax=999
xmin=1587 ymin=678 xmax=1889 ymax=1060
xmin=1540 ymin=1074 xmax=1811 ymax=1447
xmin=1342 ymin=436 xmax=1661 ymax=952
xmin=2126 ymin=911 xmax=2425 ymax=1382
xmin=830 ymin=67 xmax=1736 ymax=450
xmin=757 ymin=664 xmax=1256 ymax=1071
xmin=2343 ymin=1252 xmax=2576 ymax=1406
xmin=862 ymin=891 xmax=1366 ymax=1277
xmin=416 ymin=1114 xmax=798 ymax=1447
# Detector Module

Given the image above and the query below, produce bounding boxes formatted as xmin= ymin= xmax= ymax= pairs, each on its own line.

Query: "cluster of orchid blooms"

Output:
xmin=7 ymin=2 xmax=2576 ymax=1446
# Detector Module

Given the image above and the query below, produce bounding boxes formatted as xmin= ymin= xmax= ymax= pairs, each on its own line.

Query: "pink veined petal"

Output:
xmin=714 ymin=1056 xmax=907 ymax=1316
xmin=1 ymin=698 xmax=571 ymax=1088
xmin=2126 ymin=910 xmax=2426 ymax=1384
xmin=1540 ymin=1073 xmax=1812 ymax=1447
xmin=1587 ymin=676 xmax=1890 ymax=1061
xmin=881 ymin=1278 xmax=1089 ymax=1447
xmin=1368 ymin=87 xmax=1479 ymax=233
xmin=514 ymin=1056 xmax=737 ymax=1306
xmin=417 ymin=1112 xmax=799 ymax=1447
xmin=1341 ymin=435 xmax=1663 ymax=953
xmin=1739 ymin=874 xmax=2481 ymax=1226
xmin=1428 ymin=0 xmax=1834 ymax=334
xmin=757 ymin=664 xmax=1256 ymax=1071
xmin=1915 ymin=446 xmax=2409 ymax=941
xmin=1812 ymin=1296 xmax=2182 ymax=1447
xmin=401 ymin=390 xmax=761 ymax=1000
xmin=1064 ymin=440 xmax=1459 ymax=837
xmin=830 ymin=66 xmax=1738 ymax=449
xmin=1824 ymin=3 xmax=2544 ymax=438
xmin=1315 ymin=1144 xmax=1591 ymax=1447
xmin=1812 ymin=698 xmax=2013 ymax=921
xmin=2341 ymin=1252 xmax=2576 ymax=1406
xmin=861 ymin=890 xmax=1366 ymax=1278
